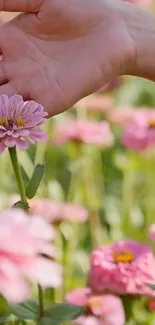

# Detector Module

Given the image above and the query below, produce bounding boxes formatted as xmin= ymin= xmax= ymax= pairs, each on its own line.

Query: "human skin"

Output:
xmin=0 ymin=0 xmax=154 ymax=116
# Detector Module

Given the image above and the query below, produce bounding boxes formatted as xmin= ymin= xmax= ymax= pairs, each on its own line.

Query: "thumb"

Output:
xmin=0 ymin=0 xmax=43 ymax=12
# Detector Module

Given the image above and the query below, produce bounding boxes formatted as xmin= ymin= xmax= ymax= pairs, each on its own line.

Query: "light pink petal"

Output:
xmin=0 ymin=276 xmax=29 ymax=303
xmin=4 ymin=137 xmax=16 ymax=147
xmin=0 ymin=141 xmax=5 ymax=154
xmin=16 ymin=138 xmax=29 ymax=149
xmin=66 ymin=288 xmax=91 ymax=307
xmin=29 ymin=129 xmax=48 ymax=142
xmin=8 ymin=95 xmax=24 ymax=119
xmin=0 ymin=95 xmax=9 ymax=118
xmin=23 ymin=258 xmax=62 ymax=288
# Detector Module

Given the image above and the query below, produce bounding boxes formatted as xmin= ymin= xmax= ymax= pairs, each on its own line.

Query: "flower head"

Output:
xmin=89 ymin=240 xmax=155 ymax=296
xmin=75 ymin=95 xmax=113 ymax=114
xmin=108 ymin=107 xmax=136 ymax=126
xmin=66 ymin=288 xmax=125 ymax=325
xmin=30 ymin=199 xmax=88 ymax=223
xmin=0 ymin=208 xmax=62 ymax=303
xmin=0 ymin=94 xmax=47 ymax=154
xmin=53 ymin=120 xmax=114 ymax=147
xmin=122 ymin=109 xmax=155 ymax=151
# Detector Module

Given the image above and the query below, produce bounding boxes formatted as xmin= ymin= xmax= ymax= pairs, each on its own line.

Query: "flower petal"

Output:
xmin=16 ymin=138 xmax=29 ymax=150
xmin=4 ymin=137 xmax=16 ymax=147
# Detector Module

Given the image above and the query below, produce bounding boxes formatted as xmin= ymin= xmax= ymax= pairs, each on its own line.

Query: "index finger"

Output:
xmin=0 ymin=0 xmax=43 ymax=12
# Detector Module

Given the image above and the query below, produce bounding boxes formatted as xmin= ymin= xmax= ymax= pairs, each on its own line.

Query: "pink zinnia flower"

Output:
xmin=30 ymin=199 xmax=88 ymax=223
xmin=108 ymin=107 xmax=136 ymax=126
xmin=148 ymin=224 xmax=155 ymax=242
xmin=53 ymin=120 xmax=114 ymax=147
xmin=89 ymin=240 xmax=155 ymax=296
xmin=122 ymin=109 xmax=155 ymax=151
xmin=66 ymin=288 xmax=125 ymax=325
xmin=0 ymin=208 xmax=62 ymax=303
xmin=0 ymin=94 xmax=47 ymax=154
xmin=75 ymin=95 xmax=113 ymax=114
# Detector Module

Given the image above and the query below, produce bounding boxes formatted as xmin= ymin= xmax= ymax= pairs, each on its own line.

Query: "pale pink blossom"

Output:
xmin=0 ymin=208 xmax=62 ymax=303
xmin=75 ymin=95 xmax=113 ymax=114
xmin=122 ymin=109 xmax=155 ymax=151
xmin=66 ymin=288 xmax=125 ymax=325
xmin=89 ymin=240 xmax=155 ymax=296
xmin=108 ymin=107 xmax=136 ymax=125
xmin=53 ymin=120 xmax=114 ymax=147
xmin=148 ymin=224 xmax=155 ymax=242
xmin=0 ymin=94 xmax=48 ymax=154
xmin=30 ymin=199 xmax=88 ymax=223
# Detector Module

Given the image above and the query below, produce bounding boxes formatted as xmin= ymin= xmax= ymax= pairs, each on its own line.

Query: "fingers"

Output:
xmin=0 ymin=0 xmax=43 ymax=12
xmin=0 ymin=64 xmax=7 ymax=85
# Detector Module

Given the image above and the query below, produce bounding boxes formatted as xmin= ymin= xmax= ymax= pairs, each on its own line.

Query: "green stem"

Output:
xmin=61 ymin=231 xmax=70 ymax=299
xmin=9 ymin=146 xmax=44 ymax=319
xmin=38 ymin=284 xmax=44 ymax=318
xmin=9 ymin=147 xmax=27 ymax=202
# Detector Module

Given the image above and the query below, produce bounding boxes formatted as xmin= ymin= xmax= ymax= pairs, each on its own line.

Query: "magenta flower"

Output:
xmin=122 ymin=109 xmax=155 ymax=151
xmin=53 ymin=120 xmax=114 ymax=147
xmin=75 ymin=95 xmax=113 ymax=114
xmin=66 ymin=288 xmax=125 ymax=325
xmin=0 ymin=208 xmax=62 ymax=303
xmin=89 ymin=240 xmax=155 ymax=296
xmin=0 ymin=94 xmax=48 ymax=154
xmin=148 ymin=224 xmax=155 ymax=242
xmin=30 ymin=199 xmax=88 ymax=223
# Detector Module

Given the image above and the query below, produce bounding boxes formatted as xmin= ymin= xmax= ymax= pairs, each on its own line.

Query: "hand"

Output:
xmin=0 ymin=0 xmax=136 ymax=116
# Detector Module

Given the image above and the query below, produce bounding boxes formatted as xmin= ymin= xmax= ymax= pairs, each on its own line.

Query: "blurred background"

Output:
xmin=1 ymin=1 xmax=155 ymax=324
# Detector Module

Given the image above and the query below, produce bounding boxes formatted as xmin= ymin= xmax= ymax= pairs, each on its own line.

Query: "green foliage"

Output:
xmin=9 ymin=300 xmax=39 ymax=321
xmin=26 ymin=164 xmax=44 ymax=199
xmin=42 ymin=304 xmax=84 ymax=325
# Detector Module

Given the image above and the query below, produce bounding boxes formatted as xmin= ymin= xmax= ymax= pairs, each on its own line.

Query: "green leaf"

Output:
xmin=13 ymin=201 xmax=29 ymax=211
xmin=42 ymin=304 xmax=84 ymax=325
xmin=9 ymin=300 xmax=39 ymax=321
xmin=146 ymin=283 xmax=155 ymax=290
xmin=26 ymin=164 xmax=44 ymax=199
xmin=0 ymin=313 xmax=10 ymax=323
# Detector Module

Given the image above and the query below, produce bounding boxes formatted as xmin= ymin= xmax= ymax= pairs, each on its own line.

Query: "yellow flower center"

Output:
xmin=17 ymin=119 xmax=25 ymax=127
xmin=0 ymin=117 xmax=8 ymax=126
xmin=112 ymin=249 xmax=134 ymax=263
xmin=87 ymin=297 xmax=101 ymax=309
xmin=148 ymin=118 xmax=155 ymax=128
xmin=0 ymin=117 xmax=25 ymax=127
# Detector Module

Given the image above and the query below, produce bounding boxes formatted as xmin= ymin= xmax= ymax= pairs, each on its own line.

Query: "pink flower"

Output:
xmin=30 ymin=199 xmax=88 ymax=223
xmin=148 ymin=224 xmax=155 ymax=242
xmin=66 ymin=288 xmax=125 ymax=325
xmin=122 ymin=109 xmax=155 ymax=151
xmin=89 ymin=240 xmax=155 ymax=296
xmin=0 ymin=208 xmax=62 ymax=303
xmin=0 ymin=94 xmax=48 ymax=154
xmin=75 ymin=95 xmax=113 ymax=114
xmin=108 ymin=107 xmax=136 ymax=126
xmin=53 ymin=120 xmax=114 ymax=147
